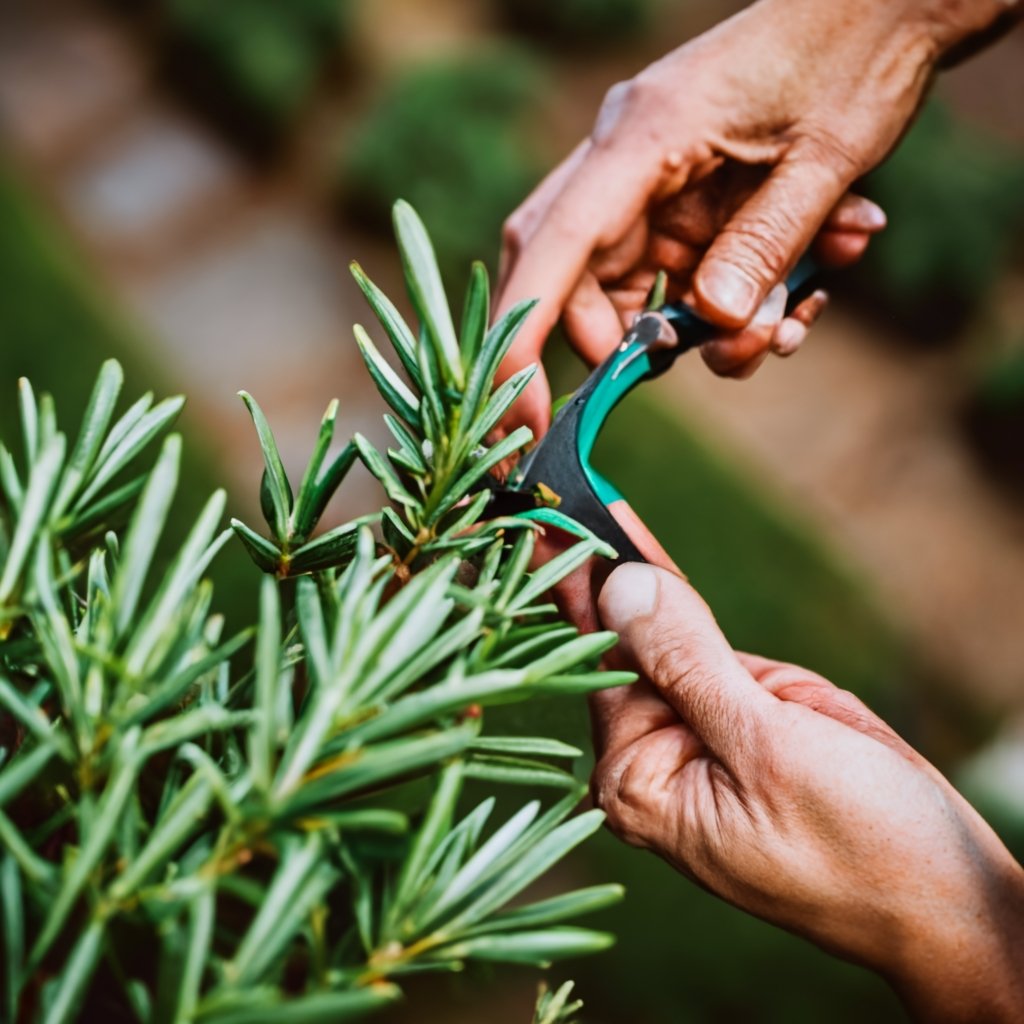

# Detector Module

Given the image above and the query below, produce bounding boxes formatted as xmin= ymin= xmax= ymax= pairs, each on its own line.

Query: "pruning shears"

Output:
xmin=486 ymin=259 xmax=819 ymax=564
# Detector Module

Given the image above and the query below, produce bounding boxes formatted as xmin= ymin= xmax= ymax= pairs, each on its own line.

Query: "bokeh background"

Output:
xmin=1 ymin=1 xmax=1023 ymax=1021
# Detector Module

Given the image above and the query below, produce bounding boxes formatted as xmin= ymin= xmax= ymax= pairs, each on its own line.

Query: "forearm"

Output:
xmin=889 ymin=863 xmax=1024 ymax=1022
xmin=750 ymin=0 xmax=1019 ymax=67
xmin=914 ymin=0 xmax=1022 ymax=54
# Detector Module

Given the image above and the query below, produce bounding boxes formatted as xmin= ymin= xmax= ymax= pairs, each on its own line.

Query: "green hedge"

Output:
xmin=162 ymin=0 xmax=350 ymax=152
xmin=857 ymin=101 xmax=1024 ymax=339
xmin=341 ymin=50 xmax=545 ymax=283
xmin=493 ymin=0 xmax=653 ymax=47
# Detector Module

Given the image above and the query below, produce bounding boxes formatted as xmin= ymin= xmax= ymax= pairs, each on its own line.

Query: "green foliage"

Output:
xmin=860 ymin=101 xmax=1024 ymax=334
xmin=0 ymin=205 xmax=628 ymax=1021
xmin=533 ymin=980 xmax=584 ymax=1024
xmin=963 ymin=338 xmax=1024 ymax=496
xmin=0 ymin=159 xmax=257 ymax=630
xmin=492 ymin=381 xmax=916 ymax=1023
xmin=164 ymin=0 xmax=349 ymax=130
xmin=494 ymin=0 xmax=653 ymax=46
xmin=973 ymin=342 xmax=1024 ymax=412
xmin=342 ymin=52 xmax=545 ymax=280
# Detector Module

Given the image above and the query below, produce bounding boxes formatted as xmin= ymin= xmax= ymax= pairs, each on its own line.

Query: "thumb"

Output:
xmin=598 ymin=563 xmax=772 ymax=754
xmin=694 ymin=148 xmax=855 ymax=327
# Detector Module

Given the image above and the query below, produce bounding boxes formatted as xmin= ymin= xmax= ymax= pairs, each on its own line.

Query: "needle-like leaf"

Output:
xmin=350 ymin=261 xmax=422 ymax=388
xmin=0 ymin=432 xmax=65 ymax=605
xmin=354 ymin=324 xmax=419 ymax=427
xmin=292 ymin=399 xmax=338 ymax=542
xmin=393 ymin=200 xmax=463 ymax=389
xmin=459 ymin=261 xmax=490 ymax=367
xmin=436 ymin=926 xmax=614 ymax=967
xmin=111 ymin=433 xmax=180 ymax=636
xmin=73 ymin=395 xmax=184 ymax=512
xmin=52 ymin=358 xmax=122 ymax=519
xmin=239 ymin=392 xmax=293 ymax=540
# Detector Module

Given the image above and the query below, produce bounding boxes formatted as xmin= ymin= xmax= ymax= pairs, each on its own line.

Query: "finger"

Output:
xmin=646 ymin=232 xmax=702 ymax=280
xmin=770 ymin=289 xmax=828 ymax=357
xmin=822 ymin=193 xmax=886 ymax=234
xmin=498 ymin=141 xmax=592 ymax=294
xmin=598 ymin=563 xmax=773 ymax=753
xmin=491 ymin=349 xmax=553 ymax=438
xmin=587 ymin=216 xmax=649 ymax=284
xmin=495 ymin=147 xmax=664 ymax=389
xmin=812 ymin=194 xmax=884 ymax=268
xmin=562 ymin=272 xmax=628 ymax=366
xmin=591 ymin=720 xmax=704 ymax=850
xmin=589 ymin=678 xmax=689 ymax=761
xmin=699 ymin=282 xmax=787 ymax=377
xmin=735 ymin=651 xmax=835 ymax=692
xmin=734 ymin=652 xmax=921 ymax=764
xmin=693 ymin=147 xmax=857 ymax=327
xmin=538 ymin=493 xmax=680 ymax=636
xmin=814 ymin=229 xmax=871 ymax=267
xmin=607 ymin=499 xmax=681 ymax=571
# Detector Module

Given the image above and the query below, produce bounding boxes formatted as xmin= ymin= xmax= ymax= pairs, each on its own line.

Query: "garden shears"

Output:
xmin=486 ymin=259 xmax=819 ymax=564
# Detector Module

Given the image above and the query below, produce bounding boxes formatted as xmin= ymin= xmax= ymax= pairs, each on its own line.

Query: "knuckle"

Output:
xmin=797 ymin=129 xmax=864 ymax=186
xmin=591 ymin=749 xmax=650 ymax=848
xmin=593 ymin=77 xmax=651 ymax=145
xmin=501 ymin=215 xmax=524 ymax=250
xmin=718 ymin=211 xmax=801 ymax=285
xmin=599 ymin=78 xmax=636 ymax=113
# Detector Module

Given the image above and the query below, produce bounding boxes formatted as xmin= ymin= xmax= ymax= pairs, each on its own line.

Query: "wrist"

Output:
xmin=758 ymin=0 xmax=1016 ymax=67
xmin=888 ymin=861 xmax=1024 ymax=1022
xmin=914 ymin=0 xmax=1021 ymax=60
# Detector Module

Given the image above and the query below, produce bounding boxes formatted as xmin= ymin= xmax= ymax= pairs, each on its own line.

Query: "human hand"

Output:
xmin=494 ymin=0 xmax=1010 ymax=436
xmin=590 ymin=561 xmax=1024 ymax=1021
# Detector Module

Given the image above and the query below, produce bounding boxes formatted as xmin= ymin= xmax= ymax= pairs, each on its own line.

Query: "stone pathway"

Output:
xmin=1 ymin=0 xmax=1022 ymax=716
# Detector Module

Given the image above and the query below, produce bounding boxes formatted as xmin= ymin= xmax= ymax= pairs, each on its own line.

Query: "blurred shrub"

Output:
xmin=856 ymin=101 xmax=1024 ymax=340
xmin=341 ymin=50 xmax=546 ymax=283
xmin=494 ymin=0 xmax=653 ymax=48
xmin=162 ymin=0 xmax=350 ymax=155
xmin=963 ymin=341 xmax=1024 ymax=497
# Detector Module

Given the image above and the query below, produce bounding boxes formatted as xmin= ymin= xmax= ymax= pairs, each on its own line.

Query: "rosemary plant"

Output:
xmin=0 ymin=202 xmax=631 ymax=1022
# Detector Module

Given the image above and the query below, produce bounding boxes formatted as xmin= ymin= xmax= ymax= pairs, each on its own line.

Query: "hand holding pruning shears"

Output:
xmin=492 ymin=0 xmax=1014 ymax=439
xmin=487 ymin=0 xmax=1024 ymax=1014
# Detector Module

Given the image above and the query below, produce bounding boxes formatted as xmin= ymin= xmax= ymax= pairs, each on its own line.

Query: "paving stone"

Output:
xmin=59 ymin=106 xmax=243 ymax=246
xmin=0 ymin=6 xmax=143 ymax=161
xmin=126 ymin=212 xmax=389 ymax=497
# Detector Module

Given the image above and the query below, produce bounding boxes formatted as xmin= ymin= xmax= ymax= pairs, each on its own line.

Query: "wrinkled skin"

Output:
xmin=493 ymin=0 xmax=1014 ymax=438
xmin=503 ymin=2 xmax=1024 ymax=1011
xmin=537 ymin=503 xmax=1024 ymax=1022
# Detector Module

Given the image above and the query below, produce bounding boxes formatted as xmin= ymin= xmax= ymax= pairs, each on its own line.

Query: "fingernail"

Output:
xmin=861 ymin=199 xmax=887 ymax=229
xmin=698 ymin=264 xmax=759 ymax=323
xmin=752 ymin=283 xmax=787 ymax=327
xmin=599 ymin=563 xmax=659 ymax=635
xmin=771 ymin=319 xmax=806 ymax=356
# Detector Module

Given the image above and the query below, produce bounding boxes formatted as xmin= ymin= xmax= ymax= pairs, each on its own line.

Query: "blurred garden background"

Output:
xmin=1 ymin=0 xmax=1023 ymax=1020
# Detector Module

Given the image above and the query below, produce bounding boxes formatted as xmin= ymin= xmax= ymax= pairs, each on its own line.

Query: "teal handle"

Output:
xmin=578 ymin=340 xmax=656 ymax=503
xmin=576 ymin=255 xmax=820 ymax=502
